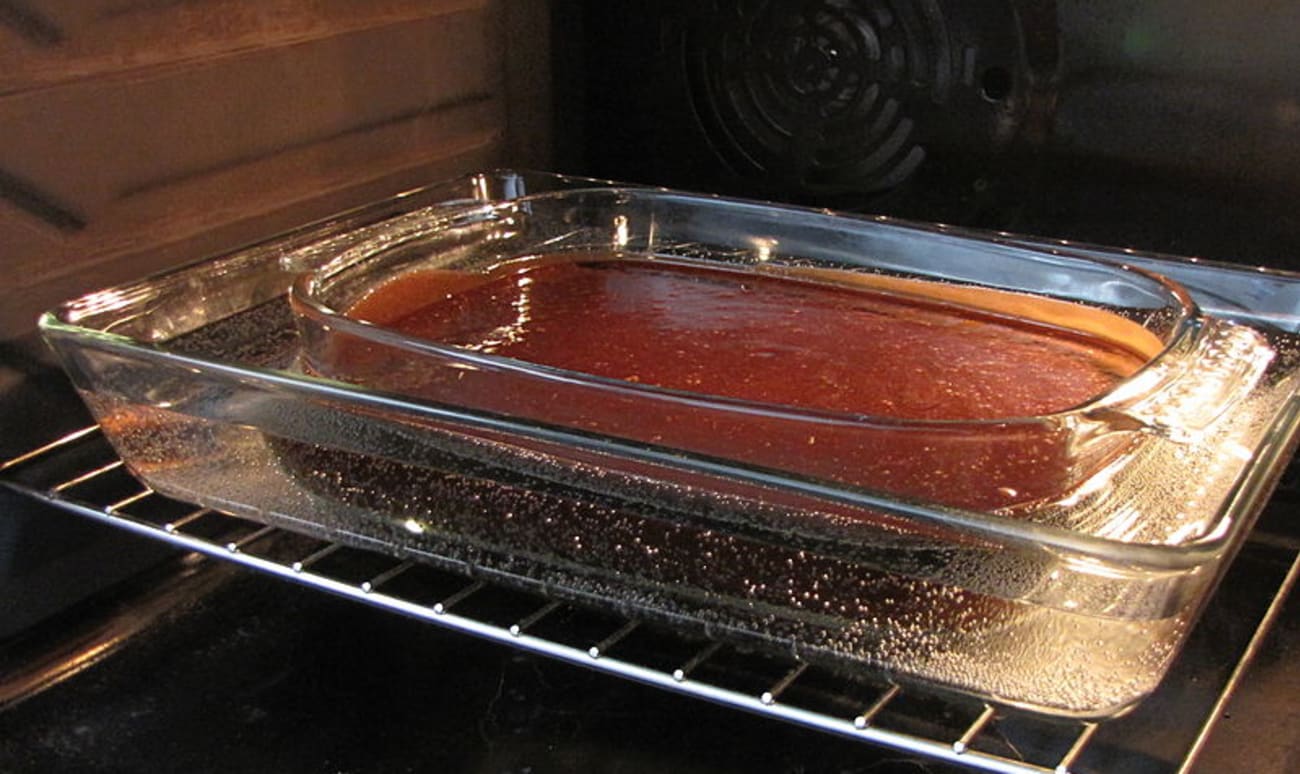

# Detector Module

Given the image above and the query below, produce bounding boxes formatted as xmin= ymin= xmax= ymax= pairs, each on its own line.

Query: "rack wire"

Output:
xmin=5 ymin=425 xmax=1298 ymax=774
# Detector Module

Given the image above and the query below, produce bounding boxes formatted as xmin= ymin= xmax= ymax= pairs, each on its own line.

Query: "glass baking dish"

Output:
xmin=38 ymin=170 xmax=1300 ymax=718
xmin=290 ymin=187 xmax=1264 ymax=520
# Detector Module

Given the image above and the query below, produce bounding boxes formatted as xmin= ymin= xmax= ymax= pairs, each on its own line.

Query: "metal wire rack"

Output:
xmin=4 ymin=426 xmax=1298 ymax=774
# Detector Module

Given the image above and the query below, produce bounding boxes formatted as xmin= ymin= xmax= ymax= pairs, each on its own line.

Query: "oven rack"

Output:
xmin=4 ymin=426 xmax=1297 ymax=774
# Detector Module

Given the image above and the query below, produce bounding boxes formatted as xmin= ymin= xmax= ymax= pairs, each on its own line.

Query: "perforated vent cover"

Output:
xmin=682 ymin=0 xmax=1057 ymax=199
xmin=573 ymin=0 xmax=1056 ymax=210
xmin=685 ymin=0 xmax=959 ymax=193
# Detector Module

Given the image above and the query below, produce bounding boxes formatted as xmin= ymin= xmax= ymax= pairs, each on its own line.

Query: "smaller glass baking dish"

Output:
xmin=39 ymin=171 xmax=1300 ymax=718
xmin=289 ymin=187 xmax=1266 ymax=524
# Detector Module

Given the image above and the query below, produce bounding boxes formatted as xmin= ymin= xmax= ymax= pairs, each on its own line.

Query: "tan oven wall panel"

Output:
xmin=0 ymin=123 xmax=504 ymax=338
xmin=74 ymin=97 xmax=505 ymax=278
xmin=0 ymin=0 xmax=552 ymax=344
xmin=0 ymin=6 xmax=501 ymax=217
xmin=0 ymin=0 xmax=487 ymax=96
xmin=0 ymin=203 xmax=65 ymax=286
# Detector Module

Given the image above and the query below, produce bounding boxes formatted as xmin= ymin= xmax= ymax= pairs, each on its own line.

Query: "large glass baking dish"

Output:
xmin=38 ymin=171 xmax=1300 ymax=718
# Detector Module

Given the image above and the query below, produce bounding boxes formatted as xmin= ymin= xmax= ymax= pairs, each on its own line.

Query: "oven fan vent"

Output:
xmin=679 ymin=0 xmax=1043 ymax=201
xmin=685 ymin=0 xmax=948 ymax=194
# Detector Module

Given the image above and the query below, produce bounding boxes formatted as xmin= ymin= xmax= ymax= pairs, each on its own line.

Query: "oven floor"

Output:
xmin=0 ymin=531 xmax=1296 ymax=774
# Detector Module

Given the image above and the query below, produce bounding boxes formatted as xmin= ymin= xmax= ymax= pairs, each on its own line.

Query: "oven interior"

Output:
xmin=2 ymin=1 xmax=1299 ymax=772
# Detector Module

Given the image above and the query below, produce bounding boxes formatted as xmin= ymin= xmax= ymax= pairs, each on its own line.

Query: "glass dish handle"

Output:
xmin=1096 ymin=320 xmax=1274 ymax=443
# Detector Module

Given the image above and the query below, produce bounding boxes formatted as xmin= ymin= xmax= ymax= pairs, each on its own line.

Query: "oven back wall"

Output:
xmin=572 ymin=0 xmax=1300 ymax=267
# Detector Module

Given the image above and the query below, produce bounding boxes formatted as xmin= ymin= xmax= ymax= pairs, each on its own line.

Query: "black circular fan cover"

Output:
xmin=680 ymin=0 xmax=1052 ymax=197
